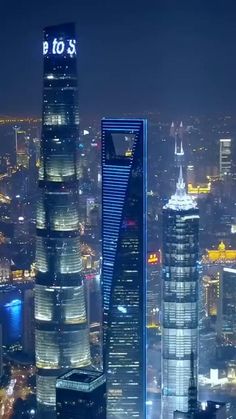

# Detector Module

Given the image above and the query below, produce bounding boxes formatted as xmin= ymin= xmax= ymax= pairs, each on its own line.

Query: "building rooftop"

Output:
xmin=64 ymin=371 xmax=97 ymax=384
xmin=56 ymin=369 xmax=106 ymax=393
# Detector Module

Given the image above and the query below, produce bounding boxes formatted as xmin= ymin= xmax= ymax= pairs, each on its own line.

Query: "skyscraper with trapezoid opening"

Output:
xmin=102 ymin=118 xmax=147 ymax=419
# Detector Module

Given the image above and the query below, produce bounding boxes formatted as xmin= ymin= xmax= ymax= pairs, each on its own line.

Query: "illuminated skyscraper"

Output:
xmin=202 ymin=274 xmax=219 ymax=317
xmin=218 ymin=267 xmax=236 ymax=341
xmin=102 ymin=118 xmax=147 ymax=418
xmin=147 ymin=251 xmax=161 ymax=326
xmin=14 ymin=128 xmax=29 ymax=168
xmin=162 ymin=166 xmax=199 ymax=418
xmin=219 ymin=139 xmax=231 ymax=178
xmin=35 ymin=23 xmax=90 ymax=412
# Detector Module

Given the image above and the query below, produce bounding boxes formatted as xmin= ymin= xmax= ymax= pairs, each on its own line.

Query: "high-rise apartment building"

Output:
xmin=202 ymin=274 xmax=220 ymax=317
xmin=147 ymin=251 xmax=161 ymax=326
xmin=102 ymin=118 xmax=147 ymax=418
xmin=218 ymin=267 xmax=236 ymax=341
xmin=174 ymin=400 xmax=232 ymax=418
xmin=56 ymin=369 xmax=106 ymax=419
xmin=14 ymin=128 xmax=29 ymax=169
xmin=219 ymin=139 xmax=231 ymax=178
xmin=162 ymin=166 xmax=199 ymax=418
xmin=35 ymin=23 xmax=90 ymax=412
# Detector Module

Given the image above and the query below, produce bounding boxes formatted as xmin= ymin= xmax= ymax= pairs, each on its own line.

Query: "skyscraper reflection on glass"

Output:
xmin=102 ymin=118 xmax=147 ymax=419
xmin=162 ymin=167 xmax=199 ymax=419
xmin=35 ymin=23 xmax=90 ymax=412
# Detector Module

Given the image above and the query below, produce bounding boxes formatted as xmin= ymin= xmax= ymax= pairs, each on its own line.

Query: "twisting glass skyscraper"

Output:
xmin=102 ymin=119 xmax=147 ymax=419
xmin=35 ymin=23 xmax=90 ymax=411
xmin=162 ymin=167 xmax=199 ymax=419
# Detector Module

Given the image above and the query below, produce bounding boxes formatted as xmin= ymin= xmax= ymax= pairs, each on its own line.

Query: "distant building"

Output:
xmin=174 ymin=400 xmax=232 ymax=418
xmin=23 ymin=289 xmax=35 ymax=358
xmin=203 ymin=242 xmax=236 ymax=264
xmin=218 ymin=267 xmax=236 ymax=341
xmin=84 ymin=271 xmax=102 ymax=328
xmin=0 ymin=258 xmax=11 ymax=284
xmin=199 ymin=330 xmax=217 ymax=373
xmin=202 ymin=274 xmax=220 ymax=317
xmin=219 ymin=139 xmax=231 ymax=178
xmin=56 ymin=369 xmax=106 ymax=418
xmin=14 ymin=128 xmax=29 ymax=169
xmin=201 ymin=242 xmax=236 ymax=327
xmin=86 ymin=197 xmax=96 ymax=222
xmin=186 ymin=165 xmax=195 ymax=185
xmin=188 ymin=182 xmax=211 ymax=196
xmin=147 ymin=251 xmax=161 ymax=327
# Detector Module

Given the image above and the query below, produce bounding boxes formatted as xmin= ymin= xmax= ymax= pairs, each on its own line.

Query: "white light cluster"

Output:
xmin=164 ymin=192 xmax=197 ymax=211
xmin=43 ymin=38 xmax=76 ymax=56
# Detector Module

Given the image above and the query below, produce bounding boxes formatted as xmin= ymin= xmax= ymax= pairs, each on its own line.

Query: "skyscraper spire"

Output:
xmin=175 ymin=139 xmax=184 ymax=156
xmin=170 ymin=121 xmax=175 ymax=138
xmin=179 ymin=121 xmax=184 ymax=139
xmin=176 ymin=165 xmax=185 ymax=194
xmin=174 ymin=136 xmax=177 ymax=155
xmin=180 ymin=140 xmax=184 ymax=155
xmin=174 ymin=123 xmax=184 ymax=157
xmin=165 ymin=159 xmax=197 ymax=211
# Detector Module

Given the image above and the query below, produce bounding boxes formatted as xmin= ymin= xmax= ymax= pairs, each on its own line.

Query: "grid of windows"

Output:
xmin=35 ymin=285 xmax=86 ymax=324
xmin=102 ymin=119 xmax=147 ymax=418
xmin=162 ymin=207 xmax=199 ymax=419
xmin=35 ymin=23 xmax=90 ymax=411
xmin=36 ymin=237 xmax=82 ymax=274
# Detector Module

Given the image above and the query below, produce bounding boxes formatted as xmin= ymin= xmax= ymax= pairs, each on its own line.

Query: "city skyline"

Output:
xmin=0 ymin=3 xmax=236 ymax=419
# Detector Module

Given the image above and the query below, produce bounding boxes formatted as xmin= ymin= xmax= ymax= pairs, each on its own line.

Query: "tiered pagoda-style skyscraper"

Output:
xmin=35 ymin=23 xmax=90 ymax=412
xmin=162 ymin=165 xmax=199 ymax=418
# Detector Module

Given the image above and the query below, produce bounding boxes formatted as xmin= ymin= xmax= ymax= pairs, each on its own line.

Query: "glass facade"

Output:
xmin=162 ymin=171 xmax=199 ymax=419
xmin=102 ymin=119 xmax=147 ymax=418
xmin=218 ymin=267 xmax=236 ymax=339
xmin=35 ymin=23 xmax=90 ymax=411
xmin=219 ymin=138 xmax=231 ymax=178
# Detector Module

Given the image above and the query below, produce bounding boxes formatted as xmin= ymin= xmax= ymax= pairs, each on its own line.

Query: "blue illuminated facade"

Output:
xmin=102 ymin=118 xmax=147 ymax=418
xmin=35 ymin=23 xmax=90 ymax=412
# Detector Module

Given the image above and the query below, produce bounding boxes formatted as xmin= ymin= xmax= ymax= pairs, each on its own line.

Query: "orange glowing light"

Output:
xmin=148 ymin=253 xmax=159 ymax=264
xmin=205 ymin=241 xmax=236 ymax=263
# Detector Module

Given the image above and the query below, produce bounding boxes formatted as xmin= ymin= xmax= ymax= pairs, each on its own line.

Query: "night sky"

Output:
xmin=1 ymin=0 xmax=236 ymax=118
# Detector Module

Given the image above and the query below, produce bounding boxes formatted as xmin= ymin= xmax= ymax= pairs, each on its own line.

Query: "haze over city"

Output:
xmin=1 ymin=0 xmax=236 ymax=117
xmin=0 ymin=1 xmax=236 ymax=419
